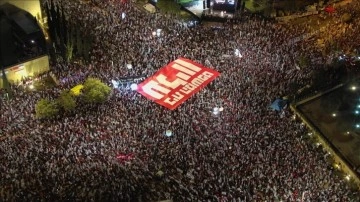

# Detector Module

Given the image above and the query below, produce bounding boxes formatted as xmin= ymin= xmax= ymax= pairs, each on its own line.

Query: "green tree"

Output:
xmin=58 ymin=90 xmax=76 ymax=112
xmin=82 ymin=78 xmax=111 ymax=104
xmin=35 ymin=98 xmax=59 ymax=119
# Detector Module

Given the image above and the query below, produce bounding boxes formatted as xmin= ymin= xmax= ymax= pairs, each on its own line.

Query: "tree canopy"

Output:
xmin=58 ymin=90 xmax=77 ymax=112
xmin=34 ymin=78 xmax=111 ymax=120
xmin=35 ymin=98 xmax=59 ymax=119
xmin=82 ymin=78 xmax=111 ymax=104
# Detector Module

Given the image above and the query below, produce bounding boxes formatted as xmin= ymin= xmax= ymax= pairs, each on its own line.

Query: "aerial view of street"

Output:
xmin=0 ymin=0 xmax=360 ymax=201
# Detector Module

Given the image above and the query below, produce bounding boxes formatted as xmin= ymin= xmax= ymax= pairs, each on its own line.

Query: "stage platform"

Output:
xmin=180 ymin=0 xmax=239 ymax=20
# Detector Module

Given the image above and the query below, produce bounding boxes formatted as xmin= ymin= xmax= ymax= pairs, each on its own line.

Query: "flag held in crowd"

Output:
xmin=137 ymin=58 xmax=220 ymax=110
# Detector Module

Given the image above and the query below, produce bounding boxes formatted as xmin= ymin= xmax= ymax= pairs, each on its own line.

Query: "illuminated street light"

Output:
xmin=355 ymin=110 xmax=359 ymax=114
xmin=334 ymin=163 xmax=340 ymax=169
xmin=332 ymin=113 xmax=336 ymax=117
xmin=345 ymin=175 xmax=351 ymax=181
xmin=351 ymin=86 xmax=356 ymax=90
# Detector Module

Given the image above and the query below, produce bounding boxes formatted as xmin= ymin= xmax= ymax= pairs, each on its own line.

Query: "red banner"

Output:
xmin=137 ymin=58 xmax=220 ymax=110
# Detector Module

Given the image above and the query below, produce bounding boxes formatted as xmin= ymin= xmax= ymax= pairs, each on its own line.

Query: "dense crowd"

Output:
xmin=1 ymin=0 xmax=360 ymax=201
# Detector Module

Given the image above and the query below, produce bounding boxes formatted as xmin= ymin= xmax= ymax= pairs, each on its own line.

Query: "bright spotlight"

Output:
xmin=30 ymin=40 xmax=35 ymax=44
xmin=355 ymin=110 xmax=359 ymax=114
xmin=165 ymin=130 xmax=173 ymax=137
xmin=356 ymin=124 xmax=360 ymax=128
xmin=332 ymin=113 xmax=336 ymax=117
xmin=126 ymin=64 xmax=132 ymax=69
xmin=351 ymin=86 xmax=356 ymax=90
xmin=130 ymin=83 xmax=138 ymax=91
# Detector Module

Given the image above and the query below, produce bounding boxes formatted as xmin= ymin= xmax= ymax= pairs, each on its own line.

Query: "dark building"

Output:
xmin=0 ymin=3 xmax=47 ymax=69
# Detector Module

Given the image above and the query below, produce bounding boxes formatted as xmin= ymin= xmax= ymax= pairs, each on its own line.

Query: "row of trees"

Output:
xmin=35 ymin=78 xmax=111 ymax=119
xmin=44 ymin=0 xmax=93 ymax=63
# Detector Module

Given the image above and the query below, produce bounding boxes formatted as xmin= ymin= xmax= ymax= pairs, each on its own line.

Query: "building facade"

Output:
xmin=0 ymin=1 xmax=48 ymax=88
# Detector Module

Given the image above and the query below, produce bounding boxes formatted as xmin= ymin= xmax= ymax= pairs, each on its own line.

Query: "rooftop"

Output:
xmin=298 ymin=80 xmax=360 ymax=176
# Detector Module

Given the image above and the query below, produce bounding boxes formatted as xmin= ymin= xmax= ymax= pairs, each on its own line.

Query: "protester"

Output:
xmin=1 ymin=0 xmax=360 ymax=201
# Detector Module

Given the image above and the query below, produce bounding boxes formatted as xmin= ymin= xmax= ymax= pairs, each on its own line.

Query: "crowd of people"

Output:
xmin=1 ymin=0 xmax=360 ymax=201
